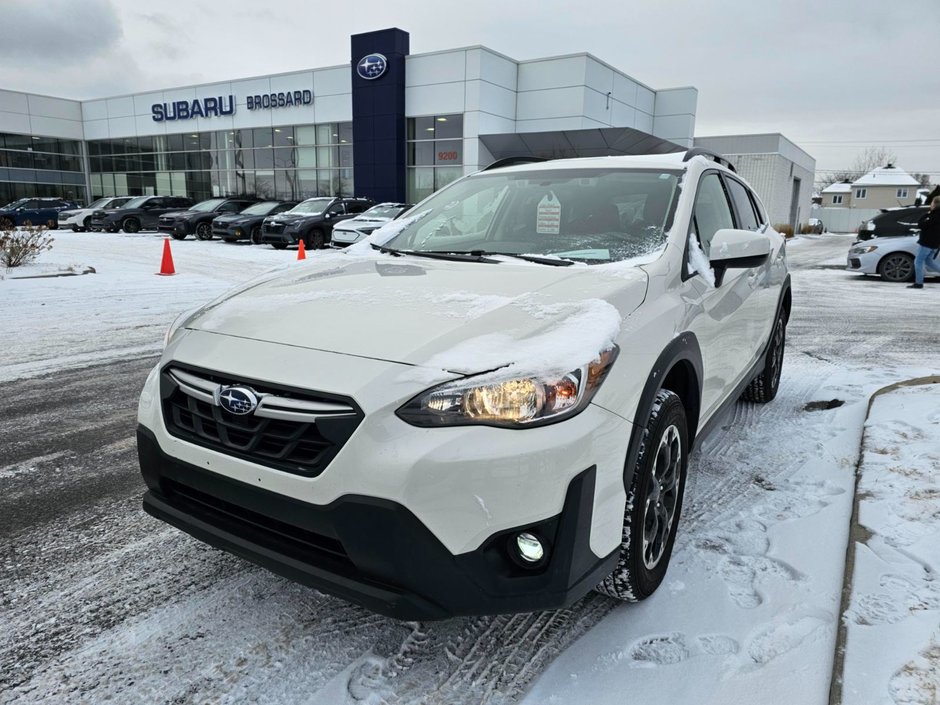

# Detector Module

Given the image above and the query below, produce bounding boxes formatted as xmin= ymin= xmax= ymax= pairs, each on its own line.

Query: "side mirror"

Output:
xmin=708 ymin=228 xmax=771 ymax=286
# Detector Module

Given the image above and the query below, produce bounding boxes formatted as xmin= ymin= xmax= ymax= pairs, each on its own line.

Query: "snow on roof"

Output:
xmin=821 ymin=182 xmax=852 ymax=193
xmin=853 ymin=165 xmax=920 ymax=187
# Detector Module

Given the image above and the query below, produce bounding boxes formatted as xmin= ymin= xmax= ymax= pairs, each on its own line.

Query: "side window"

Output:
xmin=691 ymin=173 xmax=734 ymax=256
xmin=346 ymin=201 xmax=369 ymax=214
xmin=172 ymin=198 xmax=190 ymax=208
xmin=23 ymin=200 xmax=40 ymax=209
xmin=148 ymin=198 xmax=165 ymax=208
xmin=219 ymin=202 xmax=240 ymax=213
xmin=328 ymin=203 xmax=346 ymax=215
xmin=725 ymin=178 xmax=760 ymax=231
xmin=273 ymin=203 xmax=293 ymax=214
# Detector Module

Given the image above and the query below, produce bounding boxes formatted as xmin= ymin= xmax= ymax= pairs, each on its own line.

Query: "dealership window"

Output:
xmin=407 ymin=114 xmax=464 ymax=203
xmin=0 ymin=131 xmax=86 ymax=204
xmin=896 ymin=188 xmax=908 ymax=198
xmin=855 ymin=188 xmax=867 ymax=199
xmin=832 ymin=194 xmax=843 ymax=204
xmin=87 ymin=122 xmax=353 ymax=201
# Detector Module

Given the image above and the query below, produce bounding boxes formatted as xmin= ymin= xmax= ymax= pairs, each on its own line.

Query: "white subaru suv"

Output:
xmin=137 ymin=150 xmax=791 ymax=619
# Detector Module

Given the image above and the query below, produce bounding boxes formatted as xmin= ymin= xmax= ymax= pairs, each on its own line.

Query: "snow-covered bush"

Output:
xmin=0 ymin=224 xmax=54 ymax=267
xmin=774 ymin=223 xmax=794 ymax=238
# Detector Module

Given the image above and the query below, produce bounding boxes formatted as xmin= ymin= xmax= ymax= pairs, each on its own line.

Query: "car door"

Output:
xmin=683 ymin=171 xmax=765 ymax=419
xmin=19 ymin=199 xmax=43 ymax=226
xmin=137 ymin=198 xmax=165 ymax=229
xmin=325 ymin=202 xmax=350 ymax=233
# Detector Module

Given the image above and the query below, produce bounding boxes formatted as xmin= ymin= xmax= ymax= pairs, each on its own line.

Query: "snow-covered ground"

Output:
xmin=1 ymin=231 xmax=938 ymax=704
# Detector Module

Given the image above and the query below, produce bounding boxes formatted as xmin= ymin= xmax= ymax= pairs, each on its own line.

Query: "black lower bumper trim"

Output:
xmin=137 ymin=426 xmax=616 ymax=620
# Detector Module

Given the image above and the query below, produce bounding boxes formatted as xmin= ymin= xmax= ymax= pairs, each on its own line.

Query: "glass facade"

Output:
xmin=88 ymin=122 xmax=354 ymax=202
xmin=407 ymin=114 xmax=463 ymax=203
xmin=0 ymin=132 xmax=86 ymax=205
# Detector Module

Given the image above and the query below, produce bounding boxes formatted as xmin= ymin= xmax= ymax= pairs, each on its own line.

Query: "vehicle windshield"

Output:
xmin=88 ymin=198 xmax=113 ymax=209
xmin=384 ymin=168 xmax=680 ymax=263
xmin=120 ymin=197 xmax=150 ymax=209
xmin=189 ymin=198 xmax=227 ymax=212
xmin=4 ymin=199 xmax=29 ymax=209
xmin=289 ymin=198 xmax=333 ymax=215
xmin=361 ymin=204 xmax=408 ymax=219
xmin=239 ymin=201 xmax=281 ymax=215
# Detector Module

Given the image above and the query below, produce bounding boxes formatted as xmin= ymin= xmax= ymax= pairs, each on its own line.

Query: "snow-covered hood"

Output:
xmin=162 ymin=210 xmax=204 ymax=220
xmin=213 ymin=213 xmax=252 ymax=226
xmin=267 ymin=212 xmax=319 ymax=225
xmin=184 ymin=255 xmax=648 ymax=372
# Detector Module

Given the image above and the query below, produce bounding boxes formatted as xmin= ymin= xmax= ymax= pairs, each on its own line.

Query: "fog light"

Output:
xmin=515 ymin=532 xmax=544 ymax=563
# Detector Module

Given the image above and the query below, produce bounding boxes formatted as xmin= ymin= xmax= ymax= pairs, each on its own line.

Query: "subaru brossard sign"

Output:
xmin=357 ymin=54 xmax=387 ymax=80
xmin=151 ymin=90 xmax=314 ymax=122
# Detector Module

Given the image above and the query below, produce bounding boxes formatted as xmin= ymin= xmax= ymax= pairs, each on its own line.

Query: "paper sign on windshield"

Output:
xmin=536 ymin=194 xmax=561 ymax=235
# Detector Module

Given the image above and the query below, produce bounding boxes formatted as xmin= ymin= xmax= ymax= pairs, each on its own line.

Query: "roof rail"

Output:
xmin=482 ymin=156 xmax=548 ymax=171
xmin=683 ymin=148 xmax=736 ymax=173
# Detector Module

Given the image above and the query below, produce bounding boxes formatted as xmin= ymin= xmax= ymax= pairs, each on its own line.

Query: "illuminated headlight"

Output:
xmin=850 ymin=245 xmax=878 ymax=254
xmin=397 ymin=347 xmax=618 ymax=428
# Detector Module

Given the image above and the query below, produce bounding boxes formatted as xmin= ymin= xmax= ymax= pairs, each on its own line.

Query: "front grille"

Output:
xmin=162 ymin=478 xmax=352 ymax=565
xmin=161 ymin=366 xmax=363 ymax=477
xmin=264 ymin=222 xmax=286 ymax=234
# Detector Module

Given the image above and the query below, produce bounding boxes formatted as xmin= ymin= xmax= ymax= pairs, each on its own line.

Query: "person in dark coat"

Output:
xmin=910 ymin=195 xmax=940 ymax=288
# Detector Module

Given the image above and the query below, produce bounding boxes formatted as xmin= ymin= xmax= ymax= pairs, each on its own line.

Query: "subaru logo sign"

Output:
xmin=216 ymin=386 xmax=259 ymax=416
xmin=357 ymin=53 xmax=387 ymax=80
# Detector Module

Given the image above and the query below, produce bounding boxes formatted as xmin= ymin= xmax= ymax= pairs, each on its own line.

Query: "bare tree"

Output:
xmin=911 ymin=173 xmax=932 ymax=189
xmin=816 ymin=146 xmax=899 ymax=189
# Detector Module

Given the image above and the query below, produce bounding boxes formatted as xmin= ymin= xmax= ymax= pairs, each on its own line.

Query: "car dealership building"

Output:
xmin=0 ymin=28 xmax=813 ymax=227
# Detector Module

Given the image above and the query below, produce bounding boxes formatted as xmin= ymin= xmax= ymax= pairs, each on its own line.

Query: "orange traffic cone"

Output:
xmin=156 ymin=238 xmax=176 ymax=276
xmin=297 ymin=239 xmax=307 ymax=260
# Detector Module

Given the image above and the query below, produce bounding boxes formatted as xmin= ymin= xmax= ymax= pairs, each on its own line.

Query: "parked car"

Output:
xmin=92 ymin=196 xmax=194 ymax=233
xmin=260 ymin=196 xmax=374 ymax=249
xmin=806 ymin=217 xmax=824 ymax=234
xmin=846 ymin=234 xmax=925 ymax=282
xmin=0 ymin=197 xmax=82 ymax=229
xmin=58 ymin=196 xmax=133 ymax=232
xmin=138 ymin=150 xmax=791 ymax=619
xmin=212 ymin=201 xmax=298 ymax=243
xmin=330 ymin=202 xmax=413 ymax=248
xmin=857 ymin=206 xmax=927 ymax=241
xmin=158 ymin=198 xmax=259 ymax=240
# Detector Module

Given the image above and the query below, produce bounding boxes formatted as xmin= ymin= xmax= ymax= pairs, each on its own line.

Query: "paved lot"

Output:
xmin=1 ymin=233 xmax=937 ymax=704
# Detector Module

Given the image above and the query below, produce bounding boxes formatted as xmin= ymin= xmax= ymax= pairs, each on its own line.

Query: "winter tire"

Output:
xmin=250 ymin=226 xmax=262 ymax=244
xmin=122 ymin=218 xmax=140 ymax=234
xmin=47 ymin=218 xmax=57 ymax=229
xmin=82 ymin=216 xmax=91 ymax=231
xmin=0 ymin=217 xmax=13 ymax=229
xmin=307 ymin=229 xmax=325 ymax=249
xmin=742 ymin=311 xmax=786 ymax=403
xmin=195 ymin=222 xmax=213 ymax=240
xmin=271 ymin=243 xmax=288 ymax=250
xmin=170 ymin=233 xmax=187 ymax=241
xmin=877 ymin=252 xmax=914 ymax=283
xmin=596 ymin=388 xmax=688 ymax=602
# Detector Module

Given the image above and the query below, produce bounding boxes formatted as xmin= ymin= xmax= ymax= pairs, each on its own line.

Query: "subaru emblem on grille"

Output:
xmin=216 ymin=385 xmax=259 ymax=415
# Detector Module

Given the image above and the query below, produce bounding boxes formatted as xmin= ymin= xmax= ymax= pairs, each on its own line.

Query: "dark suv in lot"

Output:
xmin=158 ymin=198 xmax=259 ymax=240
xmin=858 ymin=206 xmax=928 ymax=241
xmin=0 ymin=198 xmax=82 ymax=229
xmin=260 ymin=197 xmax=374 ymax=249
xmin=93 ymin=196 xmax=194 ymax=233
xmin=211 ymin=200 xmax=298 ymax=243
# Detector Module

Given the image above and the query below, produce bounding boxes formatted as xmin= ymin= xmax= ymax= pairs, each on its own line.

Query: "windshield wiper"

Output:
xmin=424 ymin=250 xmax=575 ymax=266
xmin=370 ymin=243 xmax=402 ymax=257
xmin=399 ymin=250 xmax=499 ymax=263
xmin=482 ymin=252 xmax=575 ymax=267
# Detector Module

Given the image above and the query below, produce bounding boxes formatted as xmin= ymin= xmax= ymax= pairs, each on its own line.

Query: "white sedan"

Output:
xmin=846 ymin=234 xmax=922 ymax=282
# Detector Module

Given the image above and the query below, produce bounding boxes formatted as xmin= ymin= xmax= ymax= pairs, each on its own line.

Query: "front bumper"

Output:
xmin=139 ymin=427 xmax=615 ymax=620
xmin=136 ymin=334 xmax=632 ymax=618
xmin=159 ymin=220 xmax=192 ymax=235
xmin=261 ymin=228 xmax=299 ymax=245
xmin=58 ymin=212 xmax=83 ymax=227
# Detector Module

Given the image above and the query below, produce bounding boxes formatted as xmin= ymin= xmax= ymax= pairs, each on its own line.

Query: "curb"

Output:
xmin=828 ymin=375 xmax=940 ymax=705
xmin=5 ymin=265 xmax=96 ymax=280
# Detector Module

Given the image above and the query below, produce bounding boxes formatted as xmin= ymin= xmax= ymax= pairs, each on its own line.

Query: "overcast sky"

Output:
xmin=3 ymin=0 xmax=939 ymax=179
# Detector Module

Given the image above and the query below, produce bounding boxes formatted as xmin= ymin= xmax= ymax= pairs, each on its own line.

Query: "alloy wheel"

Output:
xmin=642 ymin=424 xmax=683 ymax=570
